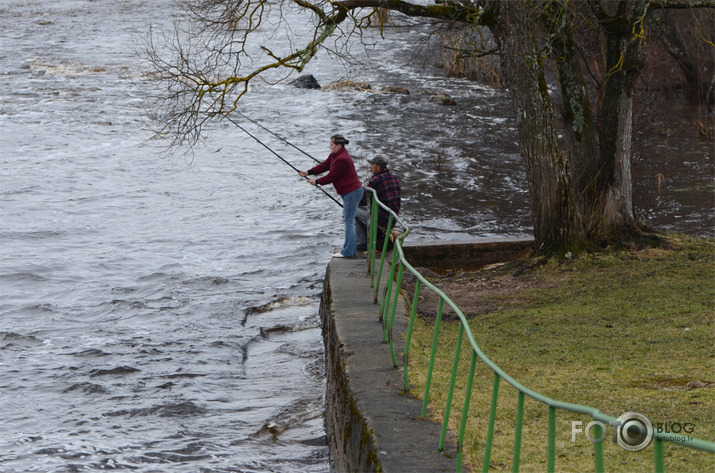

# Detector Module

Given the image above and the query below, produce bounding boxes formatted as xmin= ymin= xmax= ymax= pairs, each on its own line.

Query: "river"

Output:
xmin=0 ymin=1 xmax=711 ymax=472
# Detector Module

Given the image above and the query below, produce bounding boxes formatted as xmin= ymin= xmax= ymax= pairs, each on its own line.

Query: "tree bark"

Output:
xmin=594 ymin=0 xmax=647 ymax=240
xmin=489 ymin=1 xmax=584 ymax=252
xmin=603 ymin=87 xmax=637 ymax=232
xmin=540 ymin=1 xmax=601 ymax=212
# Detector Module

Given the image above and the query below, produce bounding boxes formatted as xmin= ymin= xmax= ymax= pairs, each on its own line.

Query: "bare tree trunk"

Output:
xmin=541 ymin=1 xmax=601 ymax=214
xmin=593 ymin=0 xmax=647 ymax=241
xmin=490 ymin=1 xmax=584 ymax=253
xmin=603 ymin=88 xmax=638 ymax=231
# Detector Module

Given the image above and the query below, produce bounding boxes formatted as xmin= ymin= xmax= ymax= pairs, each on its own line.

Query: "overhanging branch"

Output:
xmin=337 ymin=0 xmax=490 ymax=24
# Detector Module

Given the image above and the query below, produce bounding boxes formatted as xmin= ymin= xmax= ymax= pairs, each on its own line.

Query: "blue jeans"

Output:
xmin=355 ymin=206 xmax=368 ymax=248
xmin=340 ymin=187 xmax=364 ymax=257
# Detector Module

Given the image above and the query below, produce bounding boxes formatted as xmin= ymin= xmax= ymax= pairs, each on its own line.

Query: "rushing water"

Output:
xmin=1 ymin=1 xmax=712 ymax=472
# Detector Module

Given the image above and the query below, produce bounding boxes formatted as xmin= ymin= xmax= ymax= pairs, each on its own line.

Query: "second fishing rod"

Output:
xmin=223 ymin=114 xmax=344 ymax=208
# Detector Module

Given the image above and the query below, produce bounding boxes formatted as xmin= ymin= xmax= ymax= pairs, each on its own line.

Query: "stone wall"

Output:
xmin=402 ymin=237 xmax=533 ymax=271
xmin=320 ymin=274 xmax=380 ymax=472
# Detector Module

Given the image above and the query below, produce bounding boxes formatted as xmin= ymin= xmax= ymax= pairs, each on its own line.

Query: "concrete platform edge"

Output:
xmin=319 ymin=238 xmax=535 ymax=472
xmin=320 ymin=256 xmax=461 ymax=473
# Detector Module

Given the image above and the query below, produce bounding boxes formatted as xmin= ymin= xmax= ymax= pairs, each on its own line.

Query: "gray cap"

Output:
xmin=368 ymin=156 xmax=389 ymax=167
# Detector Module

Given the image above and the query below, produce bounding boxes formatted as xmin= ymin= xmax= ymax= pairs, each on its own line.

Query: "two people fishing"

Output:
xmin=298 ymin=134 xmax=401 ymax=258
xmin=228 ymin=113 xmax=400 ymax=258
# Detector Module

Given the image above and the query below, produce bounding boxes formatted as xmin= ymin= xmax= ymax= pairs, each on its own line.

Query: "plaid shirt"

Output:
xmin=367 ymin=169 xmax=401 ymax=230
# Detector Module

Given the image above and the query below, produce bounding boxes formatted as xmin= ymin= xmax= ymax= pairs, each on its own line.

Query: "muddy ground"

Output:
xmin=402 ymin=257 xmax=558 ymax=319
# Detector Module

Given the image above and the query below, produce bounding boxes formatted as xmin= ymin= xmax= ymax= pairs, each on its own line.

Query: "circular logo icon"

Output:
xmin=615 ymin=411 xmax=653 ymax=452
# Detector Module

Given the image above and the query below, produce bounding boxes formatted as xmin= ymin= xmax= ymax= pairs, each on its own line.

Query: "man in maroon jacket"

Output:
xmin=298 ymin=134 xmax=364 ymax=258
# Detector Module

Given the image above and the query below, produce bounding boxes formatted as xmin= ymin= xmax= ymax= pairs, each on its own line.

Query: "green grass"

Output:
xmin=405 ymin=234 xmax=715 ymax=472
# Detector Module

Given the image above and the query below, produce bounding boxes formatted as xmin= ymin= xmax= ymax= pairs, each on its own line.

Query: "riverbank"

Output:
xmin=319 ymin=237 xmax=537 ymax=472
xmin=319 ymin=234 xmax=713 ymax=472
xmin=405 ymin=233 xmax=715 ymax=472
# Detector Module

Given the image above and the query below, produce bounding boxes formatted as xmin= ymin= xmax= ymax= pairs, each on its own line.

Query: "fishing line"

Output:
xmin=223 ymin=114 xmax=343 ymax=208
xmin=234 ymin=111 xmax=322 ymax=164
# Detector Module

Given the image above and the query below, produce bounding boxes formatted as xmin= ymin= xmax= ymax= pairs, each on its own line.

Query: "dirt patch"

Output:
xmin=647 ymin=377 xmax=715 ymax=391
xmin=402 ymin=258 xmax=560 ymax=319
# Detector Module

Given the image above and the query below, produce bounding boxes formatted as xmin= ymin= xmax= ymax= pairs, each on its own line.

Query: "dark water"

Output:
xmin=0 ymin=1 xmax=711 ymax=472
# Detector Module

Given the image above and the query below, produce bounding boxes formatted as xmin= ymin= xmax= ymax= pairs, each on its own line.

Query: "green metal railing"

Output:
xmin=362 ymin=188 xmax=715 ymax=473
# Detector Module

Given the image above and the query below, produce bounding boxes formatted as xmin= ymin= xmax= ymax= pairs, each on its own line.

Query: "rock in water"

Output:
xmin=290 ymin=74 xmax=321 ymax=89
xmin=322 ymin=80 xmax=372 ymax=92
xmin=380 ymin=86 xmax=410 ymax=95
xmin=428 ymin=91 xmax=457 ymax=106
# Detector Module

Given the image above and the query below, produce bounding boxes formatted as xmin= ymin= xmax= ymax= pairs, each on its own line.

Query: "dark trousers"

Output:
xmin=355 ymin=206 xmax=392 ymax=251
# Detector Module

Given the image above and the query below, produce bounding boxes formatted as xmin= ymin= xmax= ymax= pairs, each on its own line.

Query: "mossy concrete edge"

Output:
xmin=320 ymin=256 xmax=462 ymax=473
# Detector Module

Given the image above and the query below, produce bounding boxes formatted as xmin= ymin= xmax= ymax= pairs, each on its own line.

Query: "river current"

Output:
xmin=1 ymin=1 xmax=712 ymax=472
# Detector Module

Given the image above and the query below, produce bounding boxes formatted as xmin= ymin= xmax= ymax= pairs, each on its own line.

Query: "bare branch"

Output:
xmin=139 ymin=0 xmax=494 ymax=153
xmin=140 ymin=0 xmax=708 ymax=155
xmin=649 ymin=0 xmax=715 ymax=8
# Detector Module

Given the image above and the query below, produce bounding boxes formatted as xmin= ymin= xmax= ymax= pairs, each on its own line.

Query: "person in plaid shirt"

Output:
xmin=356 ymin=156 xmax=401 ymax=251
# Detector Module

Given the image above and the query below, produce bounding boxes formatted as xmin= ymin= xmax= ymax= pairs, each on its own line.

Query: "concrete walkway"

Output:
xmin=320 ymin=252 xmax=462 ymax=473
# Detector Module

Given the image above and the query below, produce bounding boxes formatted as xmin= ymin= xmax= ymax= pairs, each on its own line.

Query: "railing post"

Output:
xmin=373 ymin=241 xmax=388 ymax=304
xmin=593 ymin=421 xmax=604 ymax=473
xmin=403 ymin=279 xmax=421 ymax=392
xmin=421 ymin=298 xmax=444 ymax=416
xmin=380 ymin=248 xmax=399 ymax=343
xmin=547 ymin=406 xmax=556 ymax=473
xmin=368 ymin=191 xmax=379 ymax=280
xmin=373 ymin=214 xmax=394 ymax=305
xmin=654 ymin=437 xmax=665 ymax=473
xmin=440 ymin=323 xmax=464 ymax=450
xmin=482 ymin=373 xmax=500 ymax=473
xmin=387 ymin=260 xmax=404 ymax=367
xmin=457 ymin=350 xmax=478 ymax=473
xmin=512 ymin=391 xmax=525 ymax=473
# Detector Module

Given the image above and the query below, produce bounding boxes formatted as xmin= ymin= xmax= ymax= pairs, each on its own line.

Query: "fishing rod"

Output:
xmin=234 ymin=111 xmax=321 ymax=164
xmin=223 ymin=114 xmax=343 ymax=208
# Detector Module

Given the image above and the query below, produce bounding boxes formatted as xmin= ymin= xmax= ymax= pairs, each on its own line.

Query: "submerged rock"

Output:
xmin=290 ymin=74 xmax=321 ymax=89
xmin=322 ymin=79 xmax=372 ymax=92
xmin=428 ymin=90 xmax=457 ymax=106
xmin=379 ymin=85 xmax=410 ymax=95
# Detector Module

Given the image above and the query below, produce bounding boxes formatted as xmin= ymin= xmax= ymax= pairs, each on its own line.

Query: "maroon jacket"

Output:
xmin=309 ymin=148 xmax=362 ymax=195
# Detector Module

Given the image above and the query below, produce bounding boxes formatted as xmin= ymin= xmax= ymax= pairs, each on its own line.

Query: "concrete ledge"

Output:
xmin=402 ymin=237 xmax=534 ymax=271
xmin=321 ymin=238 xmax=532 ymax=471
xmin=321 ymin=256 xmax=461 ymax=472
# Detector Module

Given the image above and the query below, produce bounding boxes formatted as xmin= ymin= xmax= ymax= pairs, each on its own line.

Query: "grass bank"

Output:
xmin=405 ymin=234 xmax=714 ymax=472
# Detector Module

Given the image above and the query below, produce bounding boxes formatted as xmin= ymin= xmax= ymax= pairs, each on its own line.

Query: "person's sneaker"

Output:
xmin=332 ymin=252 xmax=345 ymax=258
